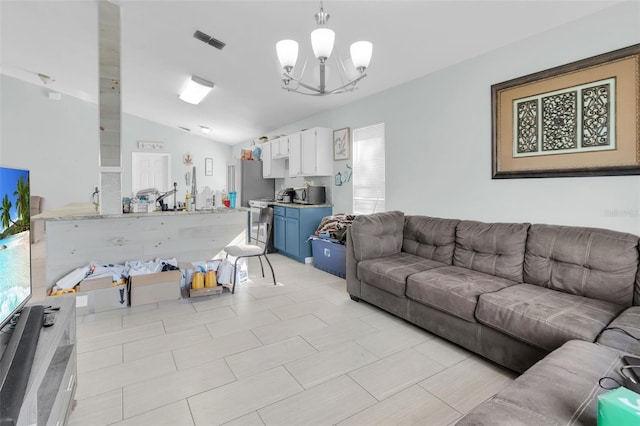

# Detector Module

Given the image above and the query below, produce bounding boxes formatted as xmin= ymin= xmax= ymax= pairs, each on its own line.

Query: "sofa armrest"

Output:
xmin=350 ymin=211 xmax=404 ymax=261
xmin=345 ymin=228 xmax=360 ymax=298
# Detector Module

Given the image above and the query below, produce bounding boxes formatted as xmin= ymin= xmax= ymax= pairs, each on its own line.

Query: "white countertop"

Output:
xmin=270 ymin=202 xmax=333 ymax=209
xmin=33 ymin=202 xmax=248 ymax=221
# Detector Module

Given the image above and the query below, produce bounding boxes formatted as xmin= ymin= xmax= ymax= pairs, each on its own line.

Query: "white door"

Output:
xmin=132 ymin=152 xmax=171 ymax=195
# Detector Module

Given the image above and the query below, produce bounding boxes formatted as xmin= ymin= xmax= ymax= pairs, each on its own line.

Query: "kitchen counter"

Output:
xmin=39 ymin=203 xmax=249 ymax=291
xmin=34 ymin=202 xmax=246 ymax=221
xmin=270 ymin=202 xmax=333 ymax=209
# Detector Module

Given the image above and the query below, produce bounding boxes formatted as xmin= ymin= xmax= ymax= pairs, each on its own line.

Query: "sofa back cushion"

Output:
xmin=524 ymin=224 xmax=639 ymax=307
xmin=351 ymin=211 xmax=404 ymax=261
xmin=403 ymin=216 xmax=460 ymax=264
xmin=454 ymin=221 xmax=530 ymax=283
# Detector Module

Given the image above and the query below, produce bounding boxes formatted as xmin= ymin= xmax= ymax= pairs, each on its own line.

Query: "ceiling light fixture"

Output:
xmin=276 ymin=2 xmax=372 ymax=96
xmin=179 ymin=76 xmax=214 ymax=104
xmin=200 ymin=126 xmax=212 ymax=134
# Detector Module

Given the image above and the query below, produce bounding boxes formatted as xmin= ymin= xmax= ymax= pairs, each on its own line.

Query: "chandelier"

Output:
xmin=276 ymin=2 xmax=372 ymax=96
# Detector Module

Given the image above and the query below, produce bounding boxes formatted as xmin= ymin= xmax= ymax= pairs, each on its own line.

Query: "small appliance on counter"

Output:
xmin=294 ymin=185 xmax=326 ymax=205
xmin=276 ymin=188 xmax=295 ymax=203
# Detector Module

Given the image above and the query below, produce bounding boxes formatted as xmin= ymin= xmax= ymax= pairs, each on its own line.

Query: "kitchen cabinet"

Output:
xmin=262 ymin=142 xmax=286 ymax=178
xmin=273 ymin=204 xmax=332 ymax=263
xmin=288 ymin=127 xmax=332 ymax=177
xmin=271 ymin=136 xmax=289 ymax=159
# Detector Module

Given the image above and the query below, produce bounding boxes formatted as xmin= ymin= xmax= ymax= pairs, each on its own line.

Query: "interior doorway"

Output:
xmin=131 ymin=152 xmax=171 ymax=195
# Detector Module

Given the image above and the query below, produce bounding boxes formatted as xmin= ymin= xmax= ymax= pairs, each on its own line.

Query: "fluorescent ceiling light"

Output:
xmin=179 ymin=76 xmax=214 ymax=104
xmin=200 ymin=126 xmax=212 ymax=134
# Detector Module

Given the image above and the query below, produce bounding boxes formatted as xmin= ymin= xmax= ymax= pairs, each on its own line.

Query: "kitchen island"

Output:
xmin=35 ymin=203 xmax=248 ymax=291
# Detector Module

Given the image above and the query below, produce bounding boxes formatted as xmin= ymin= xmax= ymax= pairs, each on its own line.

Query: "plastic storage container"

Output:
xmin=311 ymin=237 xmax=346 ymax=278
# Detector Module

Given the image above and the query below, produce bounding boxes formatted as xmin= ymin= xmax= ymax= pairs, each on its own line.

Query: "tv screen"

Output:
xmin=0 ymin=167 xmax=31 ymax=330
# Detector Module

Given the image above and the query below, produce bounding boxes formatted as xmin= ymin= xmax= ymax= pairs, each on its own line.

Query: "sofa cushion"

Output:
xmin=406 ymin=265 xmax=517 ymax=322
xmin=476 ymin=284 xmax=623 ymax=351
xmin=524 ymin=224 xmax=639 ymax=308
xmin=403 ymin=216 xmax=459 ymax=264
xmin=597 ymin=306 xmax=640 ymax=356
xmin=454 ymin=220 xmax=529 ymax=283
xmin=457 ymin=340 xmax=624 ymax=426
xmin=357 ymin=252 xmax=446 ymax=298
xmin=351 ymin=211 xmax=404 ymax=261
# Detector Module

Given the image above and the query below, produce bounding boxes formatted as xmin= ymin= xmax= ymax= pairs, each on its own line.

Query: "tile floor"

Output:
xmin=34 ymin=246 xmax=516 ymax=426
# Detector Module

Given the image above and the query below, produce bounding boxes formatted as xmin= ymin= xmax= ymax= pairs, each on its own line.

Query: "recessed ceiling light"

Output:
xmin=179 ymin=76 xmax=214 ymax=104
xmin=200 ymin=126 xmax=212 ymax=134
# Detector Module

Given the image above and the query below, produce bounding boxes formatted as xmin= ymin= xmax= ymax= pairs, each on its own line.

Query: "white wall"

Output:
xmin=239 ymin=1 xmax=640 ymax=235
xmin=0 ymin=75 xmax=232 ymax=211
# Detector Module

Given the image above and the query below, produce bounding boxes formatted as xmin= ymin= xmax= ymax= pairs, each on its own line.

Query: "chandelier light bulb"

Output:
xmin=311 ymin=28 xmax=335 ymax=60
xmin=350 ymin=41 xmax=373 ymax=72
xmin=276 ymin=39 xmax=299 ymax=72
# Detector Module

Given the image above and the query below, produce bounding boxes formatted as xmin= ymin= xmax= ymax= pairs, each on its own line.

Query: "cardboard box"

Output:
xmin=129 ymin=270 xmax=182 ymax=306
xmin=76 ymin=284 xmax=129 ymax=314
xmin=189 ymin=286 xmax=223 ymax=298
xmin=78 ymin=275 xmax=115 ymax=292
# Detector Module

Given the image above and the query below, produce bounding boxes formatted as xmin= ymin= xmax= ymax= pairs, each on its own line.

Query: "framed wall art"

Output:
xmin=333 ymin=127 xmax=350 ymax=161
xmin=492 ymin=43 xmax=640 ymax=178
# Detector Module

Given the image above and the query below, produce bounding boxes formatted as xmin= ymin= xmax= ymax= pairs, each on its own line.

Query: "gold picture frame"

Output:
xmin=492 ymin=44 xmax=640 ymax=178
xmin=333 ymin=127 xmax=350 ymax=161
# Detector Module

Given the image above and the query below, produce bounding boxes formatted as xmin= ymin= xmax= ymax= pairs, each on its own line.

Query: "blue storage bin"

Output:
xmin=311 ymin=237 xmax=346 ymax=278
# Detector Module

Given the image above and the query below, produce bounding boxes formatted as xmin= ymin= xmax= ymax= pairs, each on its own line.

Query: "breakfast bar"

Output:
xmin=35 ymin=203 xmax=248 ymax=291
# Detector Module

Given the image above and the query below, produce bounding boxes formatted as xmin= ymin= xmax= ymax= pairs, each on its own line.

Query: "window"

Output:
xmin=353 ymin=123 xmax=385 ymax=214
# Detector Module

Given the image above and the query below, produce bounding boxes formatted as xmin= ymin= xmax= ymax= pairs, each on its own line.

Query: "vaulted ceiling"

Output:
xmin=0 ymin=0 xmax=622 ymax=144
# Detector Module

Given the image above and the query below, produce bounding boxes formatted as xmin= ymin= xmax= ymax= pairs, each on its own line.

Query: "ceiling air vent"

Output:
xmin=193 ymin=30 xmax=226 ymax=50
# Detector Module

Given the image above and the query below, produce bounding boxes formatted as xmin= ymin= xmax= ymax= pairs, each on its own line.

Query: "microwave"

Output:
xmin=294 ymin=186 xmax=326 ymax=204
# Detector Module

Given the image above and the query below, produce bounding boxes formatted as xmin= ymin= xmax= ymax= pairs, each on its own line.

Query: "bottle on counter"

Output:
xmin=185 ymin=193 xmax=191 ymax=211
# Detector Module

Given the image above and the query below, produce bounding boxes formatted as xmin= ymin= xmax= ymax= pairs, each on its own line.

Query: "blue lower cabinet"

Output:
xmin=273 ymin=205 xmax=332 ymax=263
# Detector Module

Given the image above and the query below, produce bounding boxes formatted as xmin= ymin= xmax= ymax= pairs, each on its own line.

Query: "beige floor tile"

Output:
xmin=163 ymin=305 xmax=239 ymax=333
xmin=225 ymin=336 xmax=317 ymax=378
xmin=114 ymin=400 xmax=194 ymax=426
xmin=338 ymin=385 xmax=462 ymax=426
xmin=68 ymin=388 xmax=123 ymax=426
xmin=301 ymin=317 xmax=379 ymax=351
xmin=285 ymin=341 xmax=378 ymax=389
xmin=413 ymin=336 xmax=473 ymax=368
xmin=258 ymin=375 xmax=376 ymax=426
xmin=190 ymin=292 xmax=240 ymax=312
xmin=79 ymin=301 xmax=158 ymax=323
xmin=75 ymin=351 xmax=176 ymax=400
xmin=123 ymin=358 xmax=236 ymax=418
xmin=251 ymin=314 xmax=328 ymax=345
xmin=355 ymin=325 xmax=433 ymax=358
xmin=246 ymin=282 xmax=302 ymax=299
xmin=77 ymin=315 xmax=123 ymax=339
xmin=270 ymin=297 xmax=340 ymax=320
xmin=188 ymin=367 xmax=302 ymax=425
xmin=311 ymin=298 xmax=379 ymax=325
xmin=357 ymin=310 xmax=409 ymax=331
xmin=222 ymin=411 xmax=265 ymax=426
xmin=172 ymin=330 xmax=262 ymax=371
xmin=122 ymin=302 xmax=197 ymax=328
xmin=419 ymin=356 xmax=516 ymax=413
xmin=349 ymin=348 xmax=445 ymax=401
xmin=206 ymin=309 xmax=281 ymax=338
xmin=77 ymin=344 xmax=123 ymax=374
xmin=229 ymin=294 xmax=296 ymax=316
xmin=123 ymin=324 xmax=212 ymax=362
xmin=77 ymin=321 xmax=166 ymax=354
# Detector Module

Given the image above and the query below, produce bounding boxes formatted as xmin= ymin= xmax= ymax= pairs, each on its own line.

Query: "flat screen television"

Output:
xmin=0 ymin=167 xmax=31 ymax=330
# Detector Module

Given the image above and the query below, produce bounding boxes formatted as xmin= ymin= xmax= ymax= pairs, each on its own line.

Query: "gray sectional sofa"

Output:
xmin=346 ymin=211 xmax=640 ymax=425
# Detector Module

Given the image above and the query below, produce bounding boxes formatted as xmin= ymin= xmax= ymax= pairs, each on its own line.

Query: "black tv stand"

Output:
xmin=0 ymin=298 xmax=76 ymax=426
xmin=0 ymin=305 xmax=44 ymax=426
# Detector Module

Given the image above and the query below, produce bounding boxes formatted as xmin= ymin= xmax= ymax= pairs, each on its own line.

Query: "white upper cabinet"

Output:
xmin=288 ymin=127 xmax=332 ymax=177
xmin=272 ymin=136 xmax=290 ymax=159
xmin=262 ymin=141 xmax=286 ymax=178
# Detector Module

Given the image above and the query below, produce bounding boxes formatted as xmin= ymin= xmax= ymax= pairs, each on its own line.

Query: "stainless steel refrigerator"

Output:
xmin=226 ymin=159 xmax=275 ymax=207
